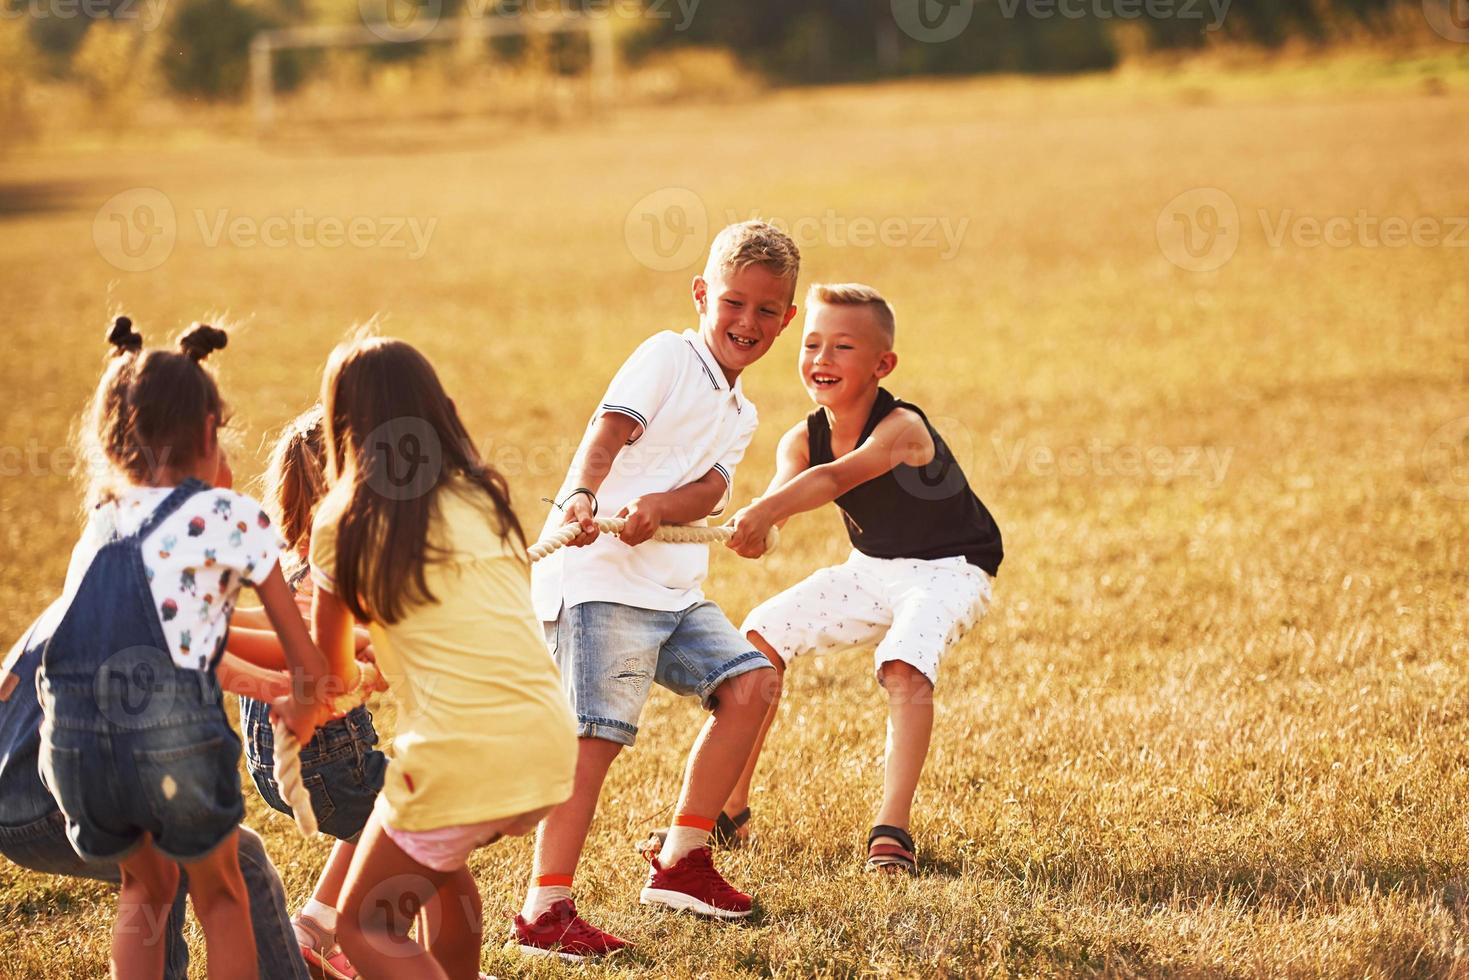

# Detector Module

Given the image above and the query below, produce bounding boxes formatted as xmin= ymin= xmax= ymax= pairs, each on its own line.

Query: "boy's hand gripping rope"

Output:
xmin=271 ymin=661 xmax=382 ymax=837
xmin=526 ymin=518 xmax=779 ymax=562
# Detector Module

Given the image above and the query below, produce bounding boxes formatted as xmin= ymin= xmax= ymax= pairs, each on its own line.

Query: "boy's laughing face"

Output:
xmin=694 ymin=264 xmax=798 ymax=384
xmin=800 ymin=303 xmax=897 ymax=408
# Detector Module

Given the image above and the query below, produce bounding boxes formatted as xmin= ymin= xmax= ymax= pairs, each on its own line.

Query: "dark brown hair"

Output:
xmin=319 ymin=334 xmax=526 ymax=624
xmin=262 ymin=404 xmax=326 ymax=562
xmin=83 ymin=316 xmax=230 ymax=503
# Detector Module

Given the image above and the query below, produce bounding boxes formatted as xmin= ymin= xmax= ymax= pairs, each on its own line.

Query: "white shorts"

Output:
xmin=740 ymin=551 xmax=992 ymax=687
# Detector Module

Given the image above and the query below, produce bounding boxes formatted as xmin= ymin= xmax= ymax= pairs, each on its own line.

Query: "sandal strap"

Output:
xmin=867 ymin=843 xmax=916 ymax=863
xmin=867 ymin=824 xmax=915 ymax=854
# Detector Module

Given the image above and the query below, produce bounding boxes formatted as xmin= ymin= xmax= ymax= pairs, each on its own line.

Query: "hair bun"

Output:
xmin=179 ymin=322 xmax=228 ymax=362
xmin=106 ymin=315 xmax=143 ymax=355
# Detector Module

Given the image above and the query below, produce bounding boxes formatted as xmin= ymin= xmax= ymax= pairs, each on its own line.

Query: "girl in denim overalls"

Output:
xmin=37 ymin=318 xmax=329 ymax=979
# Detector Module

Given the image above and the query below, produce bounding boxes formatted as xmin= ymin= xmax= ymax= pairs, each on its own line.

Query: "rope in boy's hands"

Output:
xmin=526 ymin=518 xmax=779 ymax=563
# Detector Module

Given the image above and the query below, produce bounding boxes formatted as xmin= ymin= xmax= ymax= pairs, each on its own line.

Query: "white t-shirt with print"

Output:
xmin=530 ymin=328 xmax=759 ymax=620
xmin=63 ymin=486 xmax=285 ymax=671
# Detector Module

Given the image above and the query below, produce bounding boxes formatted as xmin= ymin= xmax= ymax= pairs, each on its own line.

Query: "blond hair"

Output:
xmin=703 ymin=220 xmax=801 ymax=294
xmin=807 ymin=282 xmax=896 ymax=346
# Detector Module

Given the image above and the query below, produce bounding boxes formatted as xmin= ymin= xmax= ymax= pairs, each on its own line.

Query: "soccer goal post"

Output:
xmin=249 ymin=10 xmax=617 ymax=132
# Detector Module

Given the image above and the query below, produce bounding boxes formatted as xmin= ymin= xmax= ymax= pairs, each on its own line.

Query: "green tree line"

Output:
xmin=9 ymin=0 xmax=1436 ymax=99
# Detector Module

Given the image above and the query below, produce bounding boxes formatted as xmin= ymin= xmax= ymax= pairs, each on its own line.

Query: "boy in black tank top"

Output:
xmin=721 ymin=283 xmax=1002 ymax=875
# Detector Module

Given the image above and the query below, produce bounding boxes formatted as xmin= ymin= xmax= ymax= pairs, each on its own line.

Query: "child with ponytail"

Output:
xmin=312 ymin=334 xmax=576 ymax=979
xmin=36 ymin=317 xmax=329 ymax=980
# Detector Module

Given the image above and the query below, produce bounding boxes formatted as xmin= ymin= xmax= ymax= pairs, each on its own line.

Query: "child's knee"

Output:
xmin=745 ymin=630 xmax=787 ymax=675
xmin=712 ymin=666 xmax=780 ymax=717
xmin=878 ymin=660 xmax=932 ymax=696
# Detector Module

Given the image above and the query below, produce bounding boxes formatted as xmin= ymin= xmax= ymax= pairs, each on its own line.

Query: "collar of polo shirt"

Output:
xmin=682 ymin=329 xmax=749 ymax=415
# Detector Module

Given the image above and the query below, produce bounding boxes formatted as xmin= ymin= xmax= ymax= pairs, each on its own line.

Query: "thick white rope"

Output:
xmin=527 ymin=518 xmax=778 ymax=563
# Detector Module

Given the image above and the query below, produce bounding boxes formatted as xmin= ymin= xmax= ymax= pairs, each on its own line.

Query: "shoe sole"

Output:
xmin=639 ymin=887 xmax=752 ymax=919
xmin=512 ymin=942 xmax=619 ymax=962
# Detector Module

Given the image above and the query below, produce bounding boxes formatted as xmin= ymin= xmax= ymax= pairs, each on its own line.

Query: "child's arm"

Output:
xmin=224 ymin=626 xmax=289 ymax=671
xmin=617 ymin=468 xmax=728 ymax=546
xmin=726 ymin=409 xmax=934 ymax=558
xmin=228 ymin=606 xmax=271 ymax=630
xmin=254 ymin=566 xmax=332 ymax=740
xmin=553 ymin=411 xmax=642 ymax=547
xmin=216 ymin=654 xmax=291 ymax=702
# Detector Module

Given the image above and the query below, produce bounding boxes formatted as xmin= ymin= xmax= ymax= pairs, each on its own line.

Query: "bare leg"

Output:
xmin=672 ymin=666 xmax=780 ymax=823
xmin=529 ymin=737 xmax=623 ymax=882
xmin=112 ymin=837 xmax=179 ymax=980
xmin=336 ymin=813 xmax=449 ymax=980
xmin=873 ymin=661 xmax=934 ymax=839
xmin=721 ymin=632 xmax=786 ymax=823
xmin=310 ymin=840 xmax=356 ymax=907
xmin=180 ymin=830 xmax=259 ymax=980
xmin=422 ymin=867 xmax=482 ymax=980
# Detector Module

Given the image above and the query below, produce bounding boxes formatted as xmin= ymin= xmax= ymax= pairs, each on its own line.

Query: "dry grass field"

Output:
xmin=2 ymin=56 xmax=1468 ymax=977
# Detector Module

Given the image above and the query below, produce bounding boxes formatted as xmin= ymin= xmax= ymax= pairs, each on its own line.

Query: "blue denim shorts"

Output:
xmin=544 ymin=600 xmax=772 ymax=747
xmin=241 ymin=700 xmax=386 ymax=844
xmin=39 ymin=678 xmax=244 ymax=864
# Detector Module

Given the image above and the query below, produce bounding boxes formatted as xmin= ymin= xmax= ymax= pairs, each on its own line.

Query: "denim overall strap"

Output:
xmin=135 ymin=478 xmax=210 ymax=543
xmin=40 ymin=479 xmax=210 ymax=683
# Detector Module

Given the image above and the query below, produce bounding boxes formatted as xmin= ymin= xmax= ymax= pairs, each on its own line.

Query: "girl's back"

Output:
xmin=313 ymin=476 xmax=575 ymax=831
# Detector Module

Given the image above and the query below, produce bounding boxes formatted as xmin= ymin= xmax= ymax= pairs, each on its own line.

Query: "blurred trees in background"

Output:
xmin=2 ymin=0 xmax=1447 ymax=104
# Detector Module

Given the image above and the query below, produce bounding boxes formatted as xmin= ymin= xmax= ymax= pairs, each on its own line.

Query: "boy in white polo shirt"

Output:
xmin=513 ymin=221 xmax=800 ymax=959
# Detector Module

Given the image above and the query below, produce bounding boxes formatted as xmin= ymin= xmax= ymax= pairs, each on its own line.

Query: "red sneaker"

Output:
xmin=511 ymin=898 xmax=629 ymax=960
xmin=640 ymin=846 xmax=753 ymax=919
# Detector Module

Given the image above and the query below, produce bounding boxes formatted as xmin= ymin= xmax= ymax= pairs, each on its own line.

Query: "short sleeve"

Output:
xmin=710 ymin=405 xmax=759 ymax=516
xmin=597 ymin=333 xmax=682 ymax=440
xmin=309 ymin=515 xmax=339 ymax=595
xmin=224 ymin=492 xmax=285 ymax=587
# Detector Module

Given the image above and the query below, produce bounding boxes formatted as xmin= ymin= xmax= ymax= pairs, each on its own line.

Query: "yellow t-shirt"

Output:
xmin=310 ymin=478 xmax=576 ymax=832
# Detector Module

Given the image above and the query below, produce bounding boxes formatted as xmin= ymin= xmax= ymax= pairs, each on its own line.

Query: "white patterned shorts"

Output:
xmin=740 ymin=550 xmax=993 ymax=688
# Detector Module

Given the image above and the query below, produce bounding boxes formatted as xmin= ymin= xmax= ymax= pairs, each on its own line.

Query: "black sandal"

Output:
xmin=638 ymin=807 xmax=752 ymax=857
xmin=866 ymin=824 xmax=918 ymax=876
xmin=712 ymin=807 xmax=751 ymax=847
